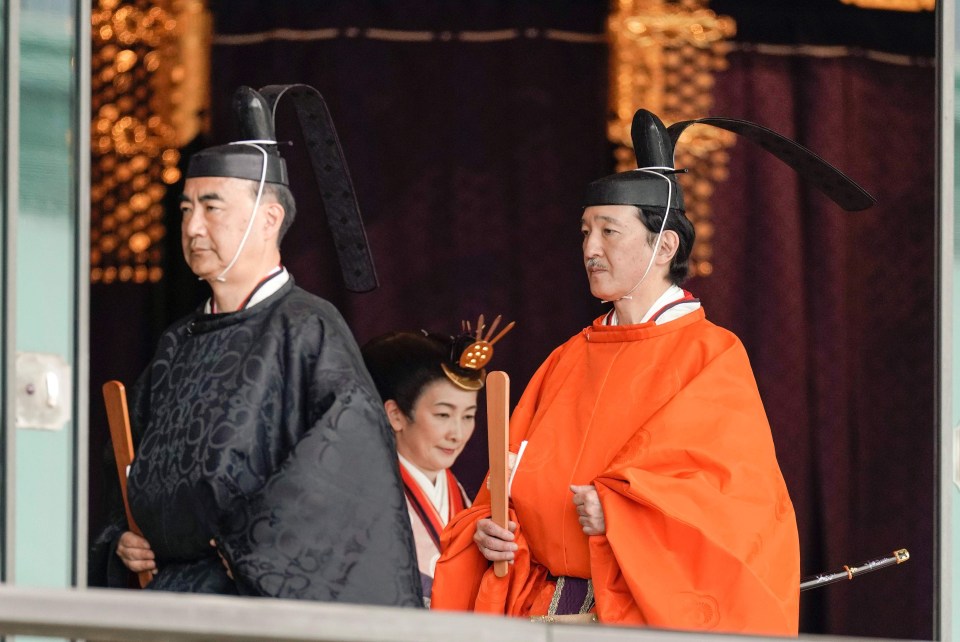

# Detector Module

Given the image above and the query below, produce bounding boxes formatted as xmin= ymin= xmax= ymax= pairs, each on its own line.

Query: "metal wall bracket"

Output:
xmin=14 ymin=352 xmax=71 ymax=431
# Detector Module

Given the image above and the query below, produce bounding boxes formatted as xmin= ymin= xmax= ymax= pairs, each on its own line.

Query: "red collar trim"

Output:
xmin=648 ymin=289 xmax=699 ymax=323
xmin=211 ymin=265 xmax=284 ymax=314
xmin=399 ymin=466 xmax=465 ymax=549
xmin=602 ymin=289 xmax=699 ymax=326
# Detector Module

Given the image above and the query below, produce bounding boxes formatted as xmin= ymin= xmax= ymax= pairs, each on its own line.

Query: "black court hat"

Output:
xmin=584 ymin=108 xmax=875 ymax=213
xmin=186 ymin=84 xmax=378 ymax=293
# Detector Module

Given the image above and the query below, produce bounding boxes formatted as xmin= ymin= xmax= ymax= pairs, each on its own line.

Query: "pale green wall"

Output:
xmin=13 ymin=9 xmax=76 ymax=591
xmin=950 ymin=253 xmax=960 ymax=641
xmin=938 ymin=12 xmax=960 ymax=641
xmin=6 ymin=4 xmax=81 ymax=642
xmin=0 ymin=0 xmax=8 ymax=587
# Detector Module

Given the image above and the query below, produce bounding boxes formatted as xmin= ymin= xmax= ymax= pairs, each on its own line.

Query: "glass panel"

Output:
xmin=14 ymin=0 xmax=77 ymax=600
xmin=0 ymin=0 xmax=8 ymax=586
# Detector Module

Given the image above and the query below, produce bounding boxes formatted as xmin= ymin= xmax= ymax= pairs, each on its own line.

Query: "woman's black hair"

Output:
xmin=361 ymin=331 xmax=477 ymax=418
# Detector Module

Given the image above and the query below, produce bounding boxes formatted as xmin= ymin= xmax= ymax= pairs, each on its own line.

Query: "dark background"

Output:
xmin=89 ymin=2 xmax=937 ymax=638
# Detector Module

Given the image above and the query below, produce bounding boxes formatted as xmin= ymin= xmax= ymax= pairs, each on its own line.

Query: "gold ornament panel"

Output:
xmin=91 ymin=0 xmax=210 ymax=284
xmin=840 ymin=0 xmax=934 ymax=10
xmin=608 ymin=0 xmax=735 ymax=278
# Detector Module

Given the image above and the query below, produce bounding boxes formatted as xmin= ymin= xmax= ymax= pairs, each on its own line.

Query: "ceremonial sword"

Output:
xmin=800 ymin=549 xmax=910 ymax=591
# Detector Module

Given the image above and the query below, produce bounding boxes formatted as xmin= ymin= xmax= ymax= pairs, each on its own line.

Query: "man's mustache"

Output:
xmin=586 ymin=257 xmax=607 ymax=269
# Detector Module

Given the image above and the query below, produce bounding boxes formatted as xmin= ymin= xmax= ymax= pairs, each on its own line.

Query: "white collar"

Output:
xmin=204 ymin=266 xmax=289 ymax=314
xmin=641 ymin=284 xmax=685 ymax=323
xmin=605 ymin=284 xmax=700 ymax=326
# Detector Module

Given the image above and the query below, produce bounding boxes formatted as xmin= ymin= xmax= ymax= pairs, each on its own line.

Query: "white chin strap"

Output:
xmin=210 ymin=140 xmax=276 ymax=283
xmin=600 ymin=167 xmax=675 ymax=304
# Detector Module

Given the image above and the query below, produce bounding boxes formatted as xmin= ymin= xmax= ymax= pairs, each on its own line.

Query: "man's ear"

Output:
xmin=656 ymin=230 xmax=680 ymax=264
xmin=261 ymin=201 xmax=285 ymax=242
xmin=384 ymin=399 xmax=406 ymax=434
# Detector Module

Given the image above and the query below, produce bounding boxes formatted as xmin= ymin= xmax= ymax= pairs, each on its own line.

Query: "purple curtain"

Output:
xmin=203 ymin=1 xmax=612 ymax=492
xmin=697 ymin=51 xmax=935 ymax=639
xmin=89 ymin=3 xmax=936 ymax=638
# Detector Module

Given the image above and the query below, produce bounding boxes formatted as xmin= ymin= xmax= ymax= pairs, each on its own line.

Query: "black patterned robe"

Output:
xmin=99 ymin=279 xmax=422 ymax=606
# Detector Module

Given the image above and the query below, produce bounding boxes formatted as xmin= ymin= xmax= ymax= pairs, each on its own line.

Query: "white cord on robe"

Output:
xmin=600 ymin=167 xmax=676 ymax=303
xmin=507 ymin=440 xmax=528 ymax=498
xmin=212 ymin=139 xmax=276 ymax=283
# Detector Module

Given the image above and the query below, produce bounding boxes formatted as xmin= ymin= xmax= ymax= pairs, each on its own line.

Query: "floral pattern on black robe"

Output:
xmin=99 ymin=279 xmax=422 ymax=607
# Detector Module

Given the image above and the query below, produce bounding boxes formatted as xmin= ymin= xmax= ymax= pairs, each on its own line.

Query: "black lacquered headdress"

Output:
xmin=442 ymin=314 xmax=516 ymax=391
xmin=583 ymin=108 xmax=875 ymax=213
xmin=186 ymin=84 xmax=378 ymax=292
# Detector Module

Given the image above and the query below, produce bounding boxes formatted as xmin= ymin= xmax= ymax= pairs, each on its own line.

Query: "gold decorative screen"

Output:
xmin=840 ymin=0 xmax=933 ymax=10
xmin=90 ymin=0 xmax=209 ymax=284
xmin=607 ymin=0 xmax=735 ymax=277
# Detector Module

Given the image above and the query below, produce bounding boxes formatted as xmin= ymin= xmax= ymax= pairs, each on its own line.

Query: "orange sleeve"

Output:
xmin=591 ymin=482 xmax=798 ymax=634
xmin=430 ymin=503 xmax=492 ymax=611
xmin=431 ymin=505 xmax=549 ymax=615
xmin=589 ymin=343 xmax=800 ymax=635
xmin=432 ymin=348 xmax=566 ymax=613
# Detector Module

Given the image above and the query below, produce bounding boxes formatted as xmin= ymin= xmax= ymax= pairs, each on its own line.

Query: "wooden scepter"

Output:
xmin=102 ymin=380 xmax=152 ymax=588
xmin=486 ymin=370 xmax=510 ymax=578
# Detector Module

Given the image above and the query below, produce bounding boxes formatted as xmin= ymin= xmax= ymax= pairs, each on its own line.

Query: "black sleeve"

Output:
xmin=216 ymin=312 xmax=423 ymax=606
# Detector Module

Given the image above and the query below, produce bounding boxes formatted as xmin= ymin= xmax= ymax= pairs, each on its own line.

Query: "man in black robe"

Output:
xmin=94 ymin=86 xmax=422 ymax=606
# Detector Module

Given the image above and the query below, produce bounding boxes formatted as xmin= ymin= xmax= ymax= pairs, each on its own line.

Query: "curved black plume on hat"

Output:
xmin=585 ymin=108 xmax=876 ymax=214
xmin=256 ymin=84 xmax=378 ymax=292
xmin=187 ymin=84 xmax=378 ymax=292
xmin=668 ymin=117 xmax=875 ymax=211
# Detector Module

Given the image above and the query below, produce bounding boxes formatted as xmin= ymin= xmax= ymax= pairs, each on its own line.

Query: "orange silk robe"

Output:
xmin=431 ymin=308 xmax=800 ymax=635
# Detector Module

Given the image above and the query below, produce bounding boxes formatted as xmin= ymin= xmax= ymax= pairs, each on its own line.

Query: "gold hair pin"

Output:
xmin=441 ymin=314 xmax=516 ymax=391
xmin=458 ymin=314 xmax=516 ymax=371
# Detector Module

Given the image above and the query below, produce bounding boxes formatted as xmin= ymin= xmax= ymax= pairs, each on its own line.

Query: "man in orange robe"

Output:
xmin=433 ymin=109 xmax=873 ymax=633
xmin=432 ymin=307 xmax=800 ymax=632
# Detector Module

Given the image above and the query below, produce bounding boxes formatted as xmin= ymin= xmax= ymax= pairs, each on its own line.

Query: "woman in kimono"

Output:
xmin=362 ymin=319 xmax=512 ymax=605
